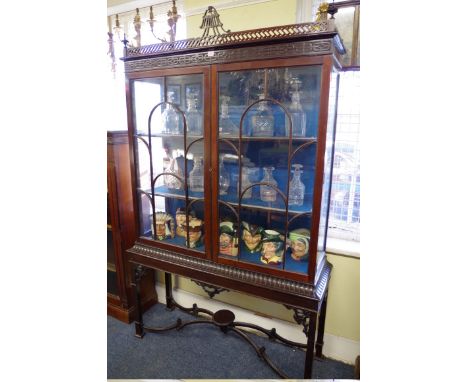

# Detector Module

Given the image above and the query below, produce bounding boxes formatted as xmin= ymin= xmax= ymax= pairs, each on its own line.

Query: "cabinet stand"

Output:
xmin=132 ymin=266 xmax=328 ymax=379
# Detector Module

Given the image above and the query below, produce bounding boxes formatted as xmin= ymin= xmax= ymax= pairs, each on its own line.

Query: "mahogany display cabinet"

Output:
xmin=122 ymin=18 xmax=344 ymax=379
xmin=107 ymin=131 xmax=158 ymax=323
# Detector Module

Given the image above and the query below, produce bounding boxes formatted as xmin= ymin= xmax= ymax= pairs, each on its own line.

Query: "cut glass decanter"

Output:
xmin=251 ymin=95 xmax=274 ymax=137
xmin=289 ymin=164 xmax=305 ymax=206
xmin=288 ymin=79 xmax=306 ymax=137
xmin=189 ymin=155 xmax=204 ymax=192
xmin=219 ymin=96 xmax=238 ymax=136
xmin=186 ymin=95 xmax=203 ymax=136
xmin=162 ymin=92 xmax=181 ymax=134
xmin=260 ymin=166 xmax=277 ymax=202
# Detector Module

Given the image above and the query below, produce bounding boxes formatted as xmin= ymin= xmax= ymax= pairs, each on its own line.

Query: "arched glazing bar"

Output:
xmin=238 ymin=97 xmax=293 ymax=270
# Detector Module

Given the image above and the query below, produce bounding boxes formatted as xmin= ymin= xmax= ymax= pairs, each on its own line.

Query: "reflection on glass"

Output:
xmin=251 ymin=95 xmax=274 ymax=137
xmin=162 ymin=92 xmax=181 ymax=134
xmin=289 ymin=164 xmax=305 ymax=206
xmin=186 ymin=94 xmax=203 ymax=135
xmin=189 ymin=155 xmax=204 ymax=192
xmin=238 ymin=166 xmax=253 ymax=199
xmin=260 ymin=166 xmax=277 ymax=202
xmin=219 ymin=156 xmax=230 ymax=195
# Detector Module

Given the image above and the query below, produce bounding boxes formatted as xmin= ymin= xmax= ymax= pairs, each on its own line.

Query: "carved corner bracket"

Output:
xmin=284 ymin=305 xmax=312 ymax=337
xmin=192 ymin=280 xmax=229 ymax=299
xmin=132 ymin=264 xmax=147 ymax=285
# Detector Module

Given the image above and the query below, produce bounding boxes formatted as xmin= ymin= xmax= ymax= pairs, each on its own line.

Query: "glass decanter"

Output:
xmin=162 ymin=92 xmax=181 ymax=134
xmin=189 ymin=155 xmax=204 ymax=192
xmin=260 ymin=166 xmax=277 ymax=202
xmin=238 ymin=166 xmax=253 ymax=199
xmin=288 ymin=79 xmax=306 ymax=137
xmin=166 ymin=158 xmax=182 ymax=190
xmin=185 ymin=95 xmax=203 ymax=136
xmin=251 ymin=95 xmax=274 ymax=137
xmin=219 ymin=96 xmax=238 ymax=136
xmin=289 ymin=164 xmax=305 ymax=206
xmin=218 ymin=156 xmax=230 ymax=195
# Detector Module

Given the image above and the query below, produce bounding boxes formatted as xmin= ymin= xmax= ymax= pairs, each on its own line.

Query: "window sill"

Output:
xmin=326 ymin=237 xmax=360 ymax=258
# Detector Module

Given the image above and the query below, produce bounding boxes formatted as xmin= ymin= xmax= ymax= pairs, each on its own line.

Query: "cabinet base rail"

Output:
xmin=132 ymin=265 xmax=327 ymax=379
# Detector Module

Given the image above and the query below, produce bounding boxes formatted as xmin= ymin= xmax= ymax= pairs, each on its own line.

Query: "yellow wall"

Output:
xmin=156 ymin=253 xmax=360 ymax=342
xmin=185 ymin=0 xmax=297 ymax=38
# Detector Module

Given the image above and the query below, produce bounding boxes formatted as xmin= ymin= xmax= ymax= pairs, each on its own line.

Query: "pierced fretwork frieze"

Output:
xmin=125 ymin=40 xmax=332 ymax=73
xmin=192 ymin=280 xmax=228 ymax=298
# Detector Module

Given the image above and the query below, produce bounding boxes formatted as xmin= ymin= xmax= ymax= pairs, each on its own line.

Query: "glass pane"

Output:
xmin=132 ymin=74 xmax=206 ymax=253
xmin=318 ymin=71 xmax=339 ymax=254
xmin=217 ymin=65 xmax=321 ymax=275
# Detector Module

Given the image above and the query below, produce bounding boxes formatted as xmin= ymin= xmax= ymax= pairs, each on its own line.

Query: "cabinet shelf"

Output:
xmin=148 ymin=186 xmax=311 ymax=215
xmin=219 ymin=192 xmax=312 ymax=215
xmin=136 ymin=132 xmax=203 ymax=139
xmin=219 ymin=135 xmax=317 ymax=143
xmin=144 ymin=186 xmax=205 ymax=200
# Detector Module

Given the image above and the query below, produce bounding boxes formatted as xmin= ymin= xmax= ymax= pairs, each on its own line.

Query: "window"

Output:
xmin=328 ymin=70 xmax=360 ymax=242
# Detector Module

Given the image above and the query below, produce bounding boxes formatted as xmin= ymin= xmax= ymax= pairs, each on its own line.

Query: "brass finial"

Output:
xmin=315 ymin=2 xmax=329 ymax=22
xmin=200 ymin=6 xmax=231 ymax=38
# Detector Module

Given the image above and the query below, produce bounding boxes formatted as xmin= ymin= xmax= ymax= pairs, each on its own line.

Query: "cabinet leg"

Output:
xmin=303 ymin=313 xmax=317 ymax=379
xmin=315 ymin=293 xmax=328 ymax=358
xmin=165 ymin=272 xmax=175 ymax=310
xmin=134 ymin=265 xmax=145 ymax=338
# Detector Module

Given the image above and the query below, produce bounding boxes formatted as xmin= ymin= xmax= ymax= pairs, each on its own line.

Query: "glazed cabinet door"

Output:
xmin=128 ymin=67 xmax=212 ymax=259
xmin=212 ymin=57 xmax=333 ymax=282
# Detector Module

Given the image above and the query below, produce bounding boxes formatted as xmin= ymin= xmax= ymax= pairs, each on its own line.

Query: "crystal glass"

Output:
xmin=162 ymin=92 xmax=181 ymax=134
xmin=238 ymin=166 xmax=253 ymax=199
xmin=186 ymin=95 xmax=203 ymax=135
xmin=260 ymin=166 xmax=277 ymax=202
xmin=189 ymin=156 xmax=204 ymax=192
xmin=288 ymin=79 xmax=306 ymax=137
xmin=289 ymin=164 xmax=305 ymax=206
xmin=219 ymin=96 xmax=238 ymax=136
xmin=251 ymin=95 xmax=274 ymax=137
xmin=218 ymin=156 xmax=230 ymax=195
xmin=166 ymin=158 xmax=182 ymax=190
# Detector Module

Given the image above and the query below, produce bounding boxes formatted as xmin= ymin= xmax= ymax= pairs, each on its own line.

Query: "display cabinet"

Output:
xmin=122 ymin=12 xmax=344 ymax=379
xmin=107 ymin=131 xmax=158 ymax=323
